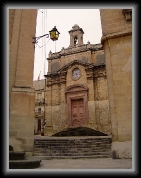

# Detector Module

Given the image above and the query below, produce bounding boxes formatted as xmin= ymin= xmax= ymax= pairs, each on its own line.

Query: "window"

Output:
xmin=38 ymin=108 xmax=41 ymax=113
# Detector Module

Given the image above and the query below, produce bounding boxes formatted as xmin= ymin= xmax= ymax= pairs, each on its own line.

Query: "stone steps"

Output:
xmin=33 ymin=151 xmax=112 ymax=156
xmin=33 ymin=154 xmax=112 ymax=160
xmin=9 ymin=159 xmax=41 ymax=169
xmin=33 ymin=136 xmax=112 ymax=159
xmin=9 ymin=151 xmax=25 ymax=160
xmin=34 ymin=147 xmax=111 ymax=152
xmin=51 ymin=127 xmax=108 ymax=137
xmin=9 ymin=145 xmax=41 ymax=169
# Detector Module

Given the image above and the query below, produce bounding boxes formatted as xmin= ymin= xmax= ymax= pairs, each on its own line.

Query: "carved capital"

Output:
xmin=59 ymin=71 xmax=67 ymax=84
xmin=94 ymin=71 xmax=106 ymax=78
xmin=85 ymin=67 xmax=94 ymax=79
xmin=46 ymin=77 xmax=52 ymax=87
xmin=122 ymin=9 xmax=132 ymax=21
xmin=46 ymin=71 xmax=67 ymax=86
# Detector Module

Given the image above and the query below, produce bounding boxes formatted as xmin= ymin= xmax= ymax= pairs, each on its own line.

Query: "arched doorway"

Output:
xmin=65 ymin=84 xmax=88 ymax=128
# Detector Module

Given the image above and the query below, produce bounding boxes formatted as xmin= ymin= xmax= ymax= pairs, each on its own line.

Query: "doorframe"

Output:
xmin=65 ymin=84 xmax=88 ymax=127
xmin=71 ymin=98 xmax=84 ymax=127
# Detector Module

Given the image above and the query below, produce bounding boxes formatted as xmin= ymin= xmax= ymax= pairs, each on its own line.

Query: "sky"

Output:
xmin=33 ymin=9 xmax=102 ymax=81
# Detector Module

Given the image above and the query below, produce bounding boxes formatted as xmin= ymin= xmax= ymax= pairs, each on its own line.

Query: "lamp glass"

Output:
xmin=49 ymin=26 xmax=60 ymax=41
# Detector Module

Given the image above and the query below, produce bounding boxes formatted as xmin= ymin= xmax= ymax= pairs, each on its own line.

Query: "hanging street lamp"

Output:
xmin=32 ymin=26 xmax=60 ymax=44
xmin=49 ymin=26 xmax=60 ymax=41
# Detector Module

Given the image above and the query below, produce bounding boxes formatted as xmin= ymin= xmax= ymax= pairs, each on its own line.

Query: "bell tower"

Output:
xmin=68 ymin=24 xmax=84 ymax=47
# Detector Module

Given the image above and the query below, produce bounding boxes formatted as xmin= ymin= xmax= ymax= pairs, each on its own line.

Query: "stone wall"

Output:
xmin=100 ymin=9 xmax=132 ymax=158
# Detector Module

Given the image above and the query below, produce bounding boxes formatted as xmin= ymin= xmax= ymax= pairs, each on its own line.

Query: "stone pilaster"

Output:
xmin=51 ymin=83 xmax=60 ymax=132
xmin=59 ymin=71 xmax=67 ymax=129
xmin=85 ymin=67 xmax=96 ymax=128
xmin=9 ymin=9 xmax=37 ymax=155
xmin=9 ymin=87 xmax=35 ymax=155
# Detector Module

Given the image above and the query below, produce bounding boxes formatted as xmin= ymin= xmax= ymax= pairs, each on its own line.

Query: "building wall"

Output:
xmin=33 ymin=79 xmax=46 ymax=134
xmin=100 ymin=9 xmax=132 ymax=158
xmin=9 ymin=9 xmax=37 ymax=155
xmin=100 ymin=9 xmax=132 ymax=35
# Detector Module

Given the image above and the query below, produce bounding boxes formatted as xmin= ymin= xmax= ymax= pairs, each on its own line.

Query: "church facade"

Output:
xmin=44 ymin=24 xmax=111 ymax=136
xmin=9 ymin=9 xmax=132 ymax=159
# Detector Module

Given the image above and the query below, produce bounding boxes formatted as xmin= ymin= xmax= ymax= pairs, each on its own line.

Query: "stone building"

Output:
xmin=33 ymin=79 xmax=46 ymax=135
xmin=44 ymin=24 xmax=111 ymax=137
xmin=44 ymin=8 xmax=132 ymax=158
xmin=9 ymin=9 xmax=132 ymax=159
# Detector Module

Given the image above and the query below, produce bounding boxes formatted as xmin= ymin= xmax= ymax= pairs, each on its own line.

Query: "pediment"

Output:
xmin=58 ymin=60 xmax=95 ymax=74
xmin=45 ymin=60 xmax=105 ymax=87
xmin=46 ymin=60 xmax=105 ymax=77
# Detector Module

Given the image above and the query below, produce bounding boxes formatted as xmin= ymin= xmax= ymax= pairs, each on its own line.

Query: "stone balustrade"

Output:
xmin=48 ymin=43 xmax=103 ymax=60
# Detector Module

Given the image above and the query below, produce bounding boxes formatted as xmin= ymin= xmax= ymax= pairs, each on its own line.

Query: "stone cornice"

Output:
xmin=68 ymin=24 xmax=84 ymax=34
xmin=47 ymin=43 xmax=103 ymax=60
xmin=68 ymin=28 xmax=84 ymax=34
xmin=101 ymin=30 xmax=132 ymax=45
xmin=12 ymin=86 xmax=35 ymax=93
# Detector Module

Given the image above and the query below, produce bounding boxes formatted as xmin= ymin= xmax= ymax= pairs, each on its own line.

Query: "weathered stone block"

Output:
xmin=112 ymin=141 xmax=132 ymax=158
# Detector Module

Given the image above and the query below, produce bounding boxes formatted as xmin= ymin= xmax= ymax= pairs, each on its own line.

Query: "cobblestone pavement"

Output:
xmin=35 ymin=158 xmax=132 ymax=170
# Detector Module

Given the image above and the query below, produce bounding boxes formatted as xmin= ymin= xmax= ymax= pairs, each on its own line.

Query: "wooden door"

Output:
xmin=71 ymin=99 xmax=84 ymax=127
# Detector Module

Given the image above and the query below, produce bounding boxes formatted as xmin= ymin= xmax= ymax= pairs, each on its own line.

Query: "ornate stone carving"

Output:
xmin=122 ymin=9 xmax=132 ymax=21
xmin=65 ymin=84 xmax=88 ymax=94
xmin=94 ymin=71 xmax=106 ymax=78
xmin=59 ymin=71 xmax=67 ymax=84
xmin=85 ymin=67 xmax=94 ymax=79
xmin=47 ymin=44 xmax=103 ymax=60
xmin=46 ymin=77 xmax=52 ymax=87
